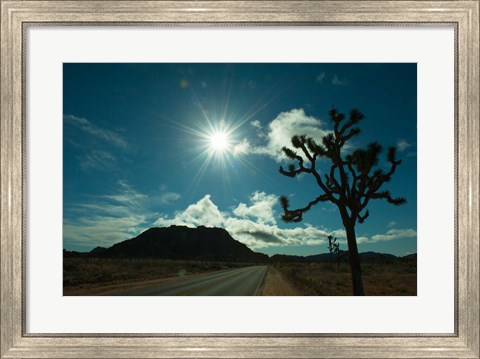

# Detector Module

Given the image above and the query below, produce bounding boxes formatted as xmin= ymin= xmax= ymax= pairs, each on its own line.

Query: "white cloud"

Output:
xmin=237 ymin=109 xmax=330 ymax=162
xmin=155 ymin=194 xmax=225 ymax=228
xmin=251 ymin=120 xmax=262 ymax=129
xmin=64 ymin=180 xmax=176 ymax=250
xmin=79 ymin=150 xmax=116 ymax=171
xmin=158 ymin=192 xmax=181 ymax=205
xmin=387 ymin=221 xmax=397 ymax=227
xmin=232 ymin=191 xmax=277 ymax=224
xmin=64 ymin=215 xmax=149 ymax=249
xmin=249 ymin=120 xmax=268 ymax=139
xmin=371 ymin=228 xmax=417 ymax=242
xmin=224 ymin=218 xmax=285 ymax=248
xmin=65 ymin=182 xmax=416 ymax=252
xmin=357 ymin=236 xmax=370 ymax=244
xmin=154 ymin=193 xmax=338 ymax=250
xmin=233 ymin=138 xmax=250 ymax=156
xmin=64 ymin=114 xmax=128 ymax=149
xmin=332 ymin=74 xmax=348 ymax=86
xmin=316 ymin=71 xmax=326 ymax=83
xmin=104 ymin=179 xmax=147 ymax=208
xmin=397 ymin=139 xmax=411 ymax=152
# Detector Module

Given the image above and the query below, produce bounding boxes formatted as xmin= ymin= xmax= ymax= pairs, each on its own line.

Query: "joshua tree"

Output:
xmin=279 ymin=108 xmax=406 ymax=295
xmin=327 ymin=235 xmax=340 ymax=269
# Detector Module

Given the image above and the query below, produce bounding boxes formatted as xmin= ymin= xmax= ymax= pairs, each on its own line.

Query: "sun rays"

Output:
xmin=208 ymin=130 xmax=230 ymax=153
xmin=162 ymin=71 xmax=288 ymax=199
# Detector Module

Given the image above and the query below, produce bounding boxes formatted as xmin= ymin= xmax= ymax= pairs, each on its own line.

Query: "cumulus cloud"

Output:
xmin=371 ymin=228 xmax=417 ymax=242
xmin=236 ymin=109 xmax=330 ymax=162
xmin=65 ymin=181 xmax=416 ymax=251
xmin=155 ymin=194 xmax=225 ymax=229
xmin=154 ymin=193 xmax=338 ymax=250
xmin=232 ymin=191 xmax=277 ymax=225
xmin=64 ymin=114 xmax=128 ymax=149
xmin=356 ymin=236 xmax=370 ymax=244
xmin=233 ymin=138 xmax=250 ymax=156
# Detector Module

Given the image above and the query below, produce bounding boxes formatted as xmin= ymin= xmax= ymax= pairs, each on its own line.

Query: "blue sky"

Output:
xmin=63 ymin=63 xmax=417 ymax=256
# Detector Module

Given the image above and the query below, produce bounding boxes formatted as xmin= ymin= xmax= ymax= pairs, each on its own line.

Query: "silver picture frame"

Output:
xmin=1 ymin=1 xmax=479 ymax=358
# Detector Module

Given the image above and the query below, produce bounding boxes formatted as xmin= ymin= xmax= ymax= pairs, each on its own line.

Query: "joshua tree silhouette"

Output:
xmin=279 ymin=108 xmax=406 ymax=295
xmin=327 ymin=235 xmax=340 ymax=269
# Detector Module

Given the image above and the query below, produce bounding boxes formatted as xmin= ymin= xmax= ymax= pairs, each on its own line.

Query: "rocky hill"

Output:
xmin=97 ymin=225 xmax=269 ymax=263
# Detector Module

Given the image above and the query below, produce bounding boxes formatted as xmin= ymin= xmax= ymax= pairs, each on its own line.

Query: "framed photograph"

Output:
xmin=1 ymin=1 xmax=479 ymax=358
xmin=62 ymin=62 xmax=418 ymax=298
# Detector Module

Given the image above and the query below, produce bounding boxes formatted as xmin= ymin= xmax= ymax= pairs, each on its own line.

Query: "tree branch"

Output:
xmin=357 ymin=209 xmax=369 ymax=224
xmin=339 ymin=109 xmax=364 ymax=135
xmin=280 ymin=193 xmax=330 ymax=223
xmin=363 ymin=190 xmax=407 ymax=206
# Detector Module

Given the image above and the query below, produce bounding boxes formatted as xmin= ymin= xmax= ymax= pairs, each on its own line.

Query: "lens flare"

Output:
xmin=209 ymin=131 xmax=229 ymax=152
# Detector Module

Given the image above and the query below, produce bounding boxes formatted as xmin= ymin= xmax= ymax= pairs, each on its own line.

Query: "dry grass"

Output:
xmin=63 ymin=257 xmax=249 ymax=294
xmin=258 ymin=266 xmax=299 ymax=296
xmin=64 ymin=258 xmax=416 ymax=296
xmin=274 ymin=260 xmax=416 ymax=296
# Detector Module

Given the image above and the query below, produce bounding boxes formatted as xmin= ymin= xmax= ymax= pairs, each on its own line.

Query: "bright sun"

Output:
xmin=209 ymin=131 xmax=229 ymax=152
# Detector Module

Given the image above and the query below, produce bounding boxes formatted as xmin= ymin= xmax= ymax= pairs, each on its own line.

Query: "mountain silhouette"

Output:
xmin=271 ymin=251 xmax=413 ymax=263
xmin=99 ymin=225 xmax=269 ymax=263
xmin=63 ymin=226 xmax=414 ymax=264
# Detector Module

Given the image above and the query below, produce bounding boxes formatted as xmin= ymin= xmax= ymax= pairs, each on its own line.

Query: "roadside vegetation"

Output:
xmin=269 ymin=258 xmax=416 ymax=296
xmin=64 ymin=255 xmax=416 ymax=296
xmin=63 ymin=257 xmax=250 ymax=294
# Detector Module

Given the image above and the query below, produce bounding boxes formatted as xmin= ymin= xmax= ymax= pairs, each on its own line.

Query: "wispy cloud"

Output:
xmin=79 ymin=150 xmax=117 ymax=171
xmin=316 ymin=71 xmax=326 ymax=83
xmin=250 ymin=120 xmax=262 ymax=130
xmin=64 ymin=180 xmax=181 ymax=250
xmin=250 ymin=120 xmax=267 ymax=138
xmin=332 ymin=74 xmax=348 ymax=86
xmin=64 ymin=114 xmax=128 ymax=149
xmin=64 ymin=215 xmax=149 ymax=249
xmin=159 ymin=192 xmax=182 ymax=205
xmin=103 ymin=179 xmax=147 ymax=208
xmin=397 ymin=139 xmax=412 ymax=152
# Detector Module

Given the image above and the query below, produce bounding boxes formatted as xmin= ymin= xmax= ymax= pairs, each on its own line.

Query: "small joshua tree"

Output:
xmin=279 ymin=108 xmax=406 ymax=295
xmin=327 ymin=235 xmax=340 ymax=269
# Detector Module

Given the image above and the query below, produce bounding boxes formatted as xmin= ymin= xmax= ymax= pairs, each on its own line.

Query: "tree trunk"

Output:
xmin=345 ymin=223 xmax=365 ymax=296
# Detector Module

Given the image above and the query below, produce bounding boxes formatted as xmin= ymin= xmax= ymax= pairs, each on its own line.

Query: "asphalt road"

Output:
xmin=109 ymin=265 xmax=268 ymax=296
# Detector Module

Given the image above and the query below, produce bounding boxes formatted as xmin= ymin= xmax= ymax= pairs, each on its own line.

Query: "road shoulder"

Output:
xmin=258 ymin=266 xmax=299 ymax=296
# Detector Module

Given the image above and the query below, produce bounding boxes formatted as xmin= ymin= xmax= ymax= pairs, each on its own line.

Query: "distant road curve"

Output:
xmin=109 ymin=265 xmax=268 ymax=296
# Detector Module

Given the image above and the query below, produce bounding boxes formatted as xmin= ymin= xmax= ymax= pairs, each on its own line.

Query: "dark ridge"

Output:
xmin=63 ymin=226 xmax=414 ymax=264
xmin=95 ymin=225 xmax=269 ymax=263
